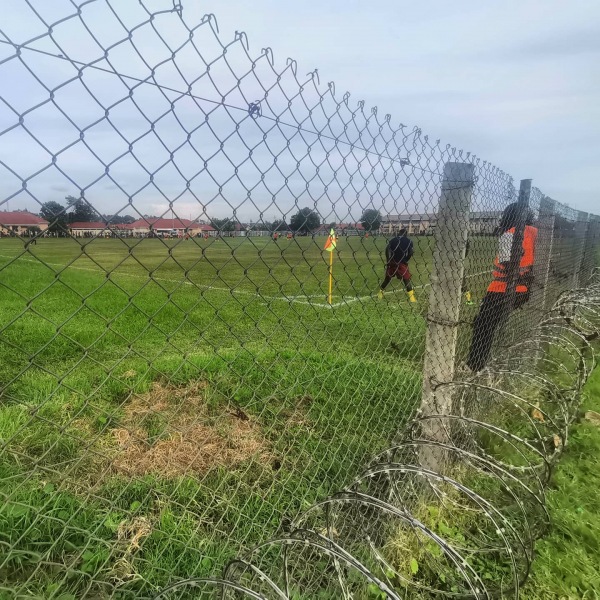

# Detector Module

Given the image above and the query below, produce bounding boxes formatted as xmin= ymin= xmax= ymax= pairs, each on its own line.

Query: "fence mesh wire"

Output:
xmin=0 ymin=2 xmax=598 ymax=599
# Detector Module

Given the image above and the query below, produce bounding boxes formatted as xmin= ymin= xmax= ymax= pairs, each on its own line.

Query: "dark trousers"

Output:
xmin=467 ymin=291 xmax=528 ymax=372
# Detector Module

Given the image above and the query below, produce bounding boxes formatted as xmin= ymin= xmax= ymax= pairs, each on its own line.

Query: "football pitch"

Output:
xmin=0 ymin=235 xmax=493 ymax=597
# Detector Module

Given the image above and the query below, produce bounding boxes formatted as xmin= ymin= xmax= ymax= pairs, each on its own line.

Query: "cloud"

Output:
xmin=1 ymin=0 xmax=599 ymax=217
xmin=506 ymin=29 xmax=600 ymax=60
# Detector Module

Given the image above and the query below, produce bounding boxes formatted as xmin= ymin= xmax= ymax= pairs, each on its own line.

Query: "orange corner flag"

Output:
xmin=324 ymin=228 xmax=337 ymax=252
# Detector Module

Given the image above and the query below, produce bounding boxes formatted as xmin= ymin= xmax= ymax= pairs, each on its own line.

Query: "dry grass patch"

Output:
xmin=105 ymin=381 xmax=270 ymax=478
xmin=110 ymin=516 xmax=153 ymax=584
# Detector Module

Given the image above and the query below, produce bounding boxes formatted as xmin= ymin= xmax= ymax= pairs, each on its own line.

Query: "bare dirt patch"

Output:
xmin=104 ymin=381 xmax=270 ymax=478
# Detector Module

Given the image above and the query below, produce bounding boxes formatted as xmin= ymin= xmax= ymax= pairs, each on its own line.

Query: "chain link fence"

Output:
xmin=156 ymin=275 xmax=600 ymax=599
xmin=0 ymin=2 xmax=598 ymax=598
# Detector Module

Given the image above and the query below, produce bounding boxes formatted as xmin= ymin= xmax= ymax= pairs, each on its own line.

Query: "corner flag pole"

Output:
xmin=324 ymin=228 xmax=336 ymax=305
xmin=328 ymin=249 xmax=334 ymax=305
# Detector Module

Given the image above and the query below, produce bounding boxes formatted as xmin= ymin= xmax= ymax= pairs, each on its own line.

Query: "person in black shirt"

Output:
xmin=377 ymin=229 xmax=417 ymax=303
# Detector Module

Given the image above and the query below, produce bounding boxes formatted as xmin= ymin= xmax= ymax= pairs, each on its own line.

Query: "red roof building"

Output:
xmin=341 ymin=222 xmax=365 ymax=230
xmin=68 ymin=222 xmax=134 ymax=230
xmin=0 ymin=211 xmax=49 ymax=235
xmin=69 ymin=221 xmax=109 ymax=230
xmin=128 ymin=218 xmax=215 ymax=236
xmin=130 ymin=217 xmax=195 ymax=231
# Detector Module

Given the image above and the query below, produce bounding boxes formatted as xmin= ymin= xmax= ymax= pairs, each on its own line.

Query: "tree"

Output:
xmin=361 ymin=208 xmax=382 ymax=233
xmin=290 ymin=208 xmax=320 ymax=233
xmin=66 ymin=196 xmax=97 ymax=223
xmin=271 ymin=220 xmax=288 ymax=232
xmin=40 ymin=201 xmax=68 ymax=234
xmin=210 ymin=217 xmax=236 ymax=233
xmin=250 ymin=221 xmax=272 ymax=231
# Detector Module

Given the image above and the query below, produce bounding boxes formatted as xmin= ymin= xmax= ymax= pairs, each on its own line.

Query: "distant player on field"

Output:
xmin=377 ymin=228 xmax=417 ymax=303
xmin=463 ymin=239 xmax=474 ymax=305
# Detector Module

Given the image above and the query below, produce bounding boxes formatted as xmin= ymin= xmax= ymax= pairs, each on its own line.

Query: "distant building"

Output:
xmin=381 ymin=213 xmax=436 ymax=236
xmin=129 ymin=217 xmax=209 ymax=237
xmin=0 ymin=211 xmax=48 ymax=236
xmin=338 ymin=222 xmax=365 ymax=236
xmin=469 ymin=211 xmax=502 ymax=234
xmin=381 ymin=211 xmax=502 ymax=236
xmin=312 ymin=223 xmax=366 ymax=236
xmin=69 ymin=221 xmax=109 ymax=237
xmin=68 ymin=222 xmax=134 ymax=237
xmin=67 ymin=218 xmax=218 ymax=238
xmin=131 ymin=217 xmax=190 ymax=237
xmin=196 ymin=223 xmax=217 ymax=237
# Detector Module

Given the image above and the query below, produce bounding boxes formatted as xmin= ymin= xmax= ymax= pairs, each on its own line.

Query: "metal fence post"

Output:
xmin=420 ymin=162 xmax=474 ymax=442
xmin=533 ymin=196 xmax=556 ymax=315
xmin=572 ymin=211 xmax=590 ymax=289
xmin=580 ymin=214 xmax=599 ymax=285
xmin=493 ymin=179 xmax=532 ymax=354
xmin=504 ymin=179 xmax=531 ymax=309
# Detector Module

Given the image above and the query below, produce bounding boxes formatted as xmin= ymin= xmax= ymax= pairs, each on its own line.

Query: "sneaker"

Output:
xmin=377 ymin=289 xmax=384 ymax=300
xmin=407 ymin=290 xmax=417 ymax=303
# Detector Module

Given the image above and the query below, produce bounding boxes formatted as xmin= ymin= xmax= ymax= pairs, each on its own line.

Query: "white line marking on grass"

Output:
xmin=0 ymin=254 xmax=339 ymax=310
xmin=0 ymin=254 xmax=289 ymax=304
xmin=284 ymin=294 xmax=326 ymax=299
xmin=1 ymin=254 xmax=493 ymax=312
xmin=324 ymin=270 xmax=493 ymax=309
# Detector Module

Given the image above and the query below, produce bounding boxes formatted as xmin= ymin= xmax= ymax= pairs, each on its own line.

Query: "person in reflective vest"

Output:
xmin=466 ymin=203 xmax=538 ymax=372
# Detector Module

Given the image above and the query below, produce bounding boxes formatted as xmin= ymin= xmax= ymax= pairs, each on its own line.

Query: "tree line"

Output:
xmin=210 ymin=208 xmax=382 ymax=233
xmin=38 ymin=197 xmax=383 ymax=235
xmin=38 ymin=196 xmax=137 ymax=234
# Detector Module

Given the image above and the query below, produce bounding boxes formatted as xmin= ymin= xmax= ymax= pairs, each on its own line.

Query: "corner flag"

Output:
xmin=324 ymin=228 xmax=336 ymax=305
xmin=324 ymin=228 xmax=336 ymax=252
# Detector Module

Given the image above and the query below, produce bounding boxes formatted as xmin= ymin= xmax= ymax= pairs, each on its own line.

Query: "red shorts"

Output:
xmin=386 ymin=261 xmax=411 ymax=281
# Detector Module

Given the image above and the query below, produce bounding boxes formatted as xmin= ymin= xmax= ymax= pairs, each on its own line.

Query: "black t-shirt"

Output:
xmin=386 ymin=235 xmax=413 ymax=263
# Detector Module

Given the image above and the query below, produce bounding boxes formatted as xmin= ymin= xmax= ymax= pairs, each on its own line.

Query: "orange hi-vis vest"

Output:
xmin=488 ymin=225 xmax=538 ymax=293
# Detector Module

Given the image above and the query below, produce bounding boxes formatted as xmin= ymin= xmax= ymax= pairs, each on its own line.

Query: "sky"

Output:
xmin=0 ymin=0 xmax=598 ymax=224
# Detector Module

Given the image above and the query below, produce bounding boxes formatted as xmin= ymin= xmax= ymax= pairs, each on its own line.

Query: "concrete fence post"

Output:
xmin=420 ymin=162 xmax=474 ymax=447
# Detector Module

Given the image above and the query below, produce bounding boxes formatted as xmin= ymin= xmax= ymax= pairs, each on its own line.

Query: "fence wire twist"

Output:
xmin=0 ymin=2 xmax=598 ymax=599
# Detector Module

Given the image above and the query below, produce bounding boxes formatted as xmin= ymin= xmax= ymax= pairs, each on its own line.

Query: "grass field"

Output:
xmin=0 ymin=234 xmax=498 ymax=598
xmin=523 ymin=367 xmax=600 ymax=599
